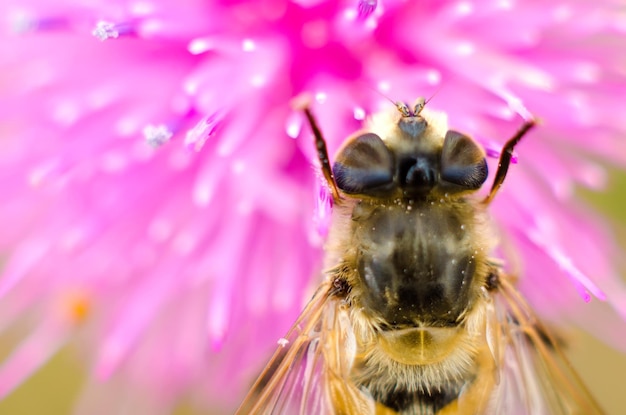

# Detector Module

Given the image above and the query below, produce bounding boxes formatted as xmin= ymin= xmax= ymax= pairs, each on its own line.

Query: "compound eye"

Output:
xmin=441 ymin=130 xmax=488 ymax=190
xmin=333 ymin=133 xmax=395 ymax=195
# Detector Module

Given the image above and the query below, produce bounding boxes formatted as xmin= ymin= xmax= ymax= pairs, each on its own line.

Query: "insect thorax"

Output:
xmin=333 ymin=196 xmax=491 ymax=328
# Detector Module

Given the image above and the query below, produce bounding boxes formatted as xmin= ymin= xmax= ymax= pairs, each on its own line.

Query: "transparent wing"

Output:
xmin=236 ymin=280 xmax=374 ymax=415
xmin=485 ymin=275 xmax=604 ymax=415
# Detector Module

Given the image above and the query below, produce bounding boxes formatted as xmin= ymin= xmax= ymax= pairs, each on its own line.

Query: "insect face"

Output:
xmin=333 ymin=102 xmax=488 ymax=199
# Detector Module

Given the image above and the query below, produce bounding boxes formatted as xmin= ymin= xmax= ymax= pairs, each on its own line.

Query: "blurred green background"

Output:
xmin=0 ymin=172 xmax=625 ymax=415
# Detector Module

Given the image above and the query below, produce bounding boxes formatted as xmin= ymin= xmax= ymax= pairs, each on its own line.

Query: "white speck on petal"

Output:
xmin=242 ymin=38 xmax=256 ymax=52
xmin=188 ymin=37 xmax=215 ymax=55
xmin=378 ymin=80 xmax=391 ymax=92
xmin=354 ymin=107 xmax=366 ymax=120
xmin=285 ymin=112 xmax=303 ymax=138
xmin=92 ymin=21 xmax=119 ymax=41
xmin=343 ymin=8 xmax=357 ymax=21
xmin=143 ymin=124 xmax=173 ymax=147
xmin=426 ymin=69 xmax=441 ymax=85
xmin=315 ymin=92 xmax=327 ymax=104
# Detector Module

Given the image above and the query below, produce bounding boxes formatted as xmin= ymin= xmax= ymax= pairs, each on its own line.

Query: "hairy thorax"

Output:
xmin=326 ymin=195 xmax=494 ymax=414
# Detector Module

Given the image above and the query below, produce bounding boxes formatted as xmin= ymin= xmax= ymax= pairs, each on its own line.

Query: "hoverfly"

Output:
xmin=237 ymin=97 xmax=604 ymax=414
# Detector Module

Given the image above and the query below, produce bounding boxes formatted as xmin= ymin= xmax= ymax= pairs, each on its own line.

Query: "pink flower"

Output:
xmin=1 ymin=0 xmax=625 ymax=413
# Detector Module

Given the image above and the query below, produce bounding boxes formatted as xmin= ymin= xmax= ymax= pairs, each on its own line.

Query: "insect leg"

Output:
xmin=302 ymin=107 xmax=341 ymax=201
xmin=483 ymin=119 xmax=536 ymax=205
